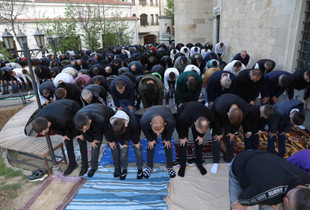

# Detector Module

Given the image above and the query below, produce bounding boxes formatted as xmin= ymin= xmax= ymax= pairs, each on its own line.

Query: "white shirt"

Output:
xmin=223 ymin=60 xmax=246 ymax=76
xmin=214 ymin=43 xmax=226 ymax=57
xmin=170 ymin=49 xmax=179 ymax=61
xmin=183 ymin=64 xmax=201 ymax=75
xmin=12 ymin=68 xmax=27 ymax=82
xmin=180 ymin=46 xmax=190 ymax=58
xmin=190 ymin=47 xmax=201 ymax=57
xmin=164 ymin=68 xmax=179 ymax=90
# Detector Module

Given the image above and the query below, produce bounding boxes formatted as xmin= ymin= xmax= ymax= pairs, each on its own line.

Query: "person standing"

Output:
xmin=140 ymin=105 xmax=176 ymax=178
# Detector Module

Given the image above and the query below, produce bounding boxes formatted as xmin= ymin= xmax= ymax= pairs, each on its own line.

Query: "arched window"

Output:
xmin=140 ymin=14 xmax=148 ymax=26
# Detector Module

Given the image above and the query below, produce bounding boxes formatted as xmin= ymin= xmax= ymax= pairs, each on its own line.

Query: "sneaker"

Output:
xmin=168 ymin=168 xmax=176 ymax=178
xmin=79 ymin=165 xmax=89 ymax=177
xmin=143 ymin=167 xmax=153 ymax=179
xmin=63 ymin=163 xmax=78 ymax=176
xmin=137 ymin=169 xmax=143 ymax=179
xmin=27 ymin=170 xmax=48 ymax=182
xmin=120 ymin=169 xmax=127 ymax=180
xmin=114 ymin=168 xmax=121 ymax=178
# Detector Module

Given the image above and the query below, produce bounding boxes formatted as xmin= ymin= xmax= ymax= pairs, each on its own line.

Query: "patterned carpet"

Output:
xmin=174 ymin=127 xmax=310 ymax=160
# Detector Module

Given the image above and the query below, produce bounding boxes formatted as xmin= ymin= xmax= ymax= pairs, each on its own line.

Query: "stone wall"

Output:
xmin=218 ymin=0 xmax=306 ymax=71
xmin=174 ymin=0 xmax=214 ymax=44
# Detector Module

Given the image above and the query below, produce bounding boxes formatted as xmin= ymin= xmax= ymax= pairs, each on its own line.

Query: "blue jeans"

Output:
xmin=119 ymin=99 xmax=133 ymax=113
xmin=229 ymin=159 xmax=279 ymax=210
xmin=165 ymin=84 xmax=175 ymax=105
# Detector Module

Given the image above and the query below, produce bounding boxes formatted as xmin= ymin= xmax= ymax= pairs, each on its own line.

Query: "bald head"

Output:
xmin=228 ymin=107 xmax=243 ymax=126
xmin=151 ymin=116 xmax=165 ymax=135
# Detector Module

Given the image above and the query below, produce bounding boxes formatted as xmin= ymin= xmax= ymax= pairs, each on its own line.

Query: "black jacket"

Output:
xmin=236 ymin=69 xmax=263 ymax=103
xmin=287 ymin=68 xmax=310 ymax=100
xmin=212 ymin=94 xmax=250 ymax=135
xmin=206 ymin=70 xmax=236 ymax=103
xmin=242 ymin=106 xmax=269 ymax=133
xmin=232 ymin=53 xmax=250 ymax=66
xmin=74 ymin=104 xmax=114 ymax=142
xmin=57 ymin=82 xmax=81 ymax=103
xmin=176 ymin=102 xmax=214 ymax=139
xmin=232 ymin=150 xmax=310 ymax=206
xmin=268 ymin=99 xmax=305 ymax=133
xmin=39 ymin=81 xmax=55 ymax=101
xmin=110 ymin=75 xmax=135 ymax=108
xmin=252 ymin=59 xmax=275 ymax=74
xmin=34 ymin=99 xmax=81 ymax=138
xmin=83 ymin=84 xmax=107 ymax=105
xmin=109 ymin=110 xmax=141 ymax=145
xmin=140 ymin=105 xmax=175 ymax=141
xmin=261 ymin=71 xmax=294 ymax=98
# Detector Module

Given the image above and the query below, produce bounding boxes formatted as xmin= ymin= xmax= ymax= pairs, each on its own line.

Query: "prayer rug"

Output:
xmin=221 ymin=127 xmax=310 ymax=159
xmin=100 ymin=139 xmax=176 ymax=166
xmin=19 ymin=174 xmax=86 ymax=210
xmin=67 ymin=166 xmax=169 ymax=209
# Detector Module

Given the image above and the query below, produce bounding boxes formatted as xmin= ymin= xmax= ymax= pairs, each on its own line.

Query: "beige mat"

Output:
xmin=165 ymin=163 xmax=257 ymax=210
xmin=20 ymin=174 xmax=85 ymax=210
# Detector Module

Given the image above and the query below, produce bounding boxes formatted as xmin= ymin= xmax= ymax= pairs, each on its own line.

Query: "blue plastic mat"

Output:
xmin=100 ymin=139 xmax=176 ymax=166
xmin=67 ymin=167 xmax=169 ymax=209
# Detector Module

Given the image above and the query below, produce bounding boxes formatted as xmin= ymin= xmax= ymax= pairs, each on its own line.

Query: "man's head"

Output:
xmin=283 ymin=186 xmax=310 ymax=210
xmin=290 ymin=111 xmax=305 ymax=125
xmin=105 ymin=66 xmax=112 ymax=74
xmin=112 ymin=119 xmax=127 ymax=135
xmin=211 ymin=60 xmax=218 ymax=68
xmin=260 ymin=104 xmax=274 ymax=119
xmin=240 ymin=50 xmax=247 ymax=59
xmin=9 ymin=71 xmax=16 ymax=77
xmin=151 ymin=116 xmax=165 ymax=136
xmin=194 ymin=117 xmax=210 ymax=134
xmin=74 ymin=114 xmax=91 ymax=133
xmin=131 ymin=64 xmax=137 ymax=72
xmin=279 ymin=75 xmax=292 ymax=88
xmin=219 ymin=42 xmax=224 ymax=48
xmin=75 ymin=78 xmax=85 ymax=89
xmin=187 ymin=76 xmax=197 ymax=91
xmin=228 ymin=107 xmax=243 ymax=125
xmin=77 ymin=60 xmax=82 ymax=66
xmin=32 ymin=117 xmax=51 ymax=135
xmin=92 ymin=67 xmax=99 ymax=75
xmin=264 ymin=61 xmax=274 ymax=71
xmin=249 ymin=69 xmax=262 ymax=82
xmin=304 ymin=70 xmax=310 ymax=82
xmin=145 ymin=82 xmax=156 ymax=96
xmin=233 ymin=61 xmax=242 ymax=73
xmin=42 ymin=88 xmax=51 ymax=98
xmin=220 ymin=74 xmax=232 ymax=89
xmin=115 ymin=79 xmax=126 ymax=94
xmin=81 ymin=89 xmax=93 ymax=104
xmin=169 ymin=72 xmax=176 ymax=81
xmin=55 ymin=88 xmax=67 ymax=99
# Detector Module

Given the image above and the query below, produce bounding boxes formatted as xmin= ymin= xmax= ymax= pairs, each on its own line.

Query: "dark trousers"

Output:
xmin=2 ymin=82 xmax=9 ymax=94
xmin=212 ymin=135 xmax=234 ymax=163
xmin=64 ymin=139 xmax=77 ymax=165
xmin=244 ymin=134 xmax=259 ymax=150
xmin=165 ymin=83 xmax=175 ymax=105
xmin=111 ymin=140 xmax=143 ymax=170
xmin=178 ymin=128 xmax=204 ymax=168
xmin=77 ymin=138 xmax=101 ymax=170
xmin=147 ymin=141 xmax=173 ymax=168
xmin=267 ymin=134 xmax=286 ymax=158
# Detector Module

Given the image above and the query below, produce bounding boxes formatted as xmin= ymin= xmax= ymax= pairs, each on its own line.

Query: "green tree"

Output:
xmin=0 ymin=41 xmax=13 ymax=61
xmin=164 ymin=0 xmax=174 ymax=25
xmin=40 ymin=1 xmax=80 ymax=53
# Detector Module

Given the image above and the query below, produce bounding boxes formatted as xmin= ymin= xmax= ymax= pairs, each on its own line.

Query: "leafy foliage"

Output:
xmin=164 ymin=0 xmax=174 ymax=25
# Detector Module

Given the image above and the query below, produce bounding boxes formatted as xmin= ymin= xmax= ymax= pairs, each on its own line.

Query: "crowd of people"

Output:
xmin=1 ymin=41 xmax=310 ymax=209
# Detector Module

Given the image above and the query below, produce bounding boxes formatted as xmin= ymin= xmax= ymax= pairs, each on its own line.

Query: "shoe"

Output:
xmin=87 ymin=169 xmax=97 ymax=177
xmin=120 ymin=169 xmax=127 ymax=180
xmin=79 ymin=165 xmax=88 ymax=176
xmin=137 ymin=169 xmax=143 ymax=179
xmin=168 ymin=168 xmax=176 ymax=178
xmin=27 ymin=170 xmax=48 ymax=182
xmin=114 ymin=168 xmax=121 ymax=178
xmin=63 ymin=163 xmax=78 ymax=176
xmin=143 ymin=167 xmax=153 ymax=179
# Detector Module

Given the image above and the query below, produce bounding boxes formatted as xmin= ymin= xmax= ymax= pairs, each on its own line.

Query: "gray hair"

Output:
xmin=221 ymin=76 xmax=232 ymax=89
xmin=81 ymin=89 xmax=93 ymax=100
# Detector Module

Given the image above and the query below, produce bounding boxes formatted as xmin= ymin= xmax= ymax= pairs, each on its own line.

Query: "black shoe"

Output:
xmin=168 ymin=168 xmax=176 ymax=178
xmin=63 ymin=163 xmax=78 ymax=176
xmin=27 ymin=170 xmax=48 ymax=182
xmin=137 ymin=169 xmax=143 ymax=179
xmin=120 ymin=169 xmax=127 ymax=180
xmin=87 ymin=169 xmax=97 ymax=177
xmin=79 ymin=165 xmax=89 ymax=177
xmin=114 ymin=168 xmax=121 ymax=178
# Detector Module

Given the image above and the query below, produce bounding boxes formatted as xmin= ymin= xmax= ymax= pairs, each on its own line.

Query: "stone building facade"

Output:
xmin=174 ymin=0 xmax=307 ymax=72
